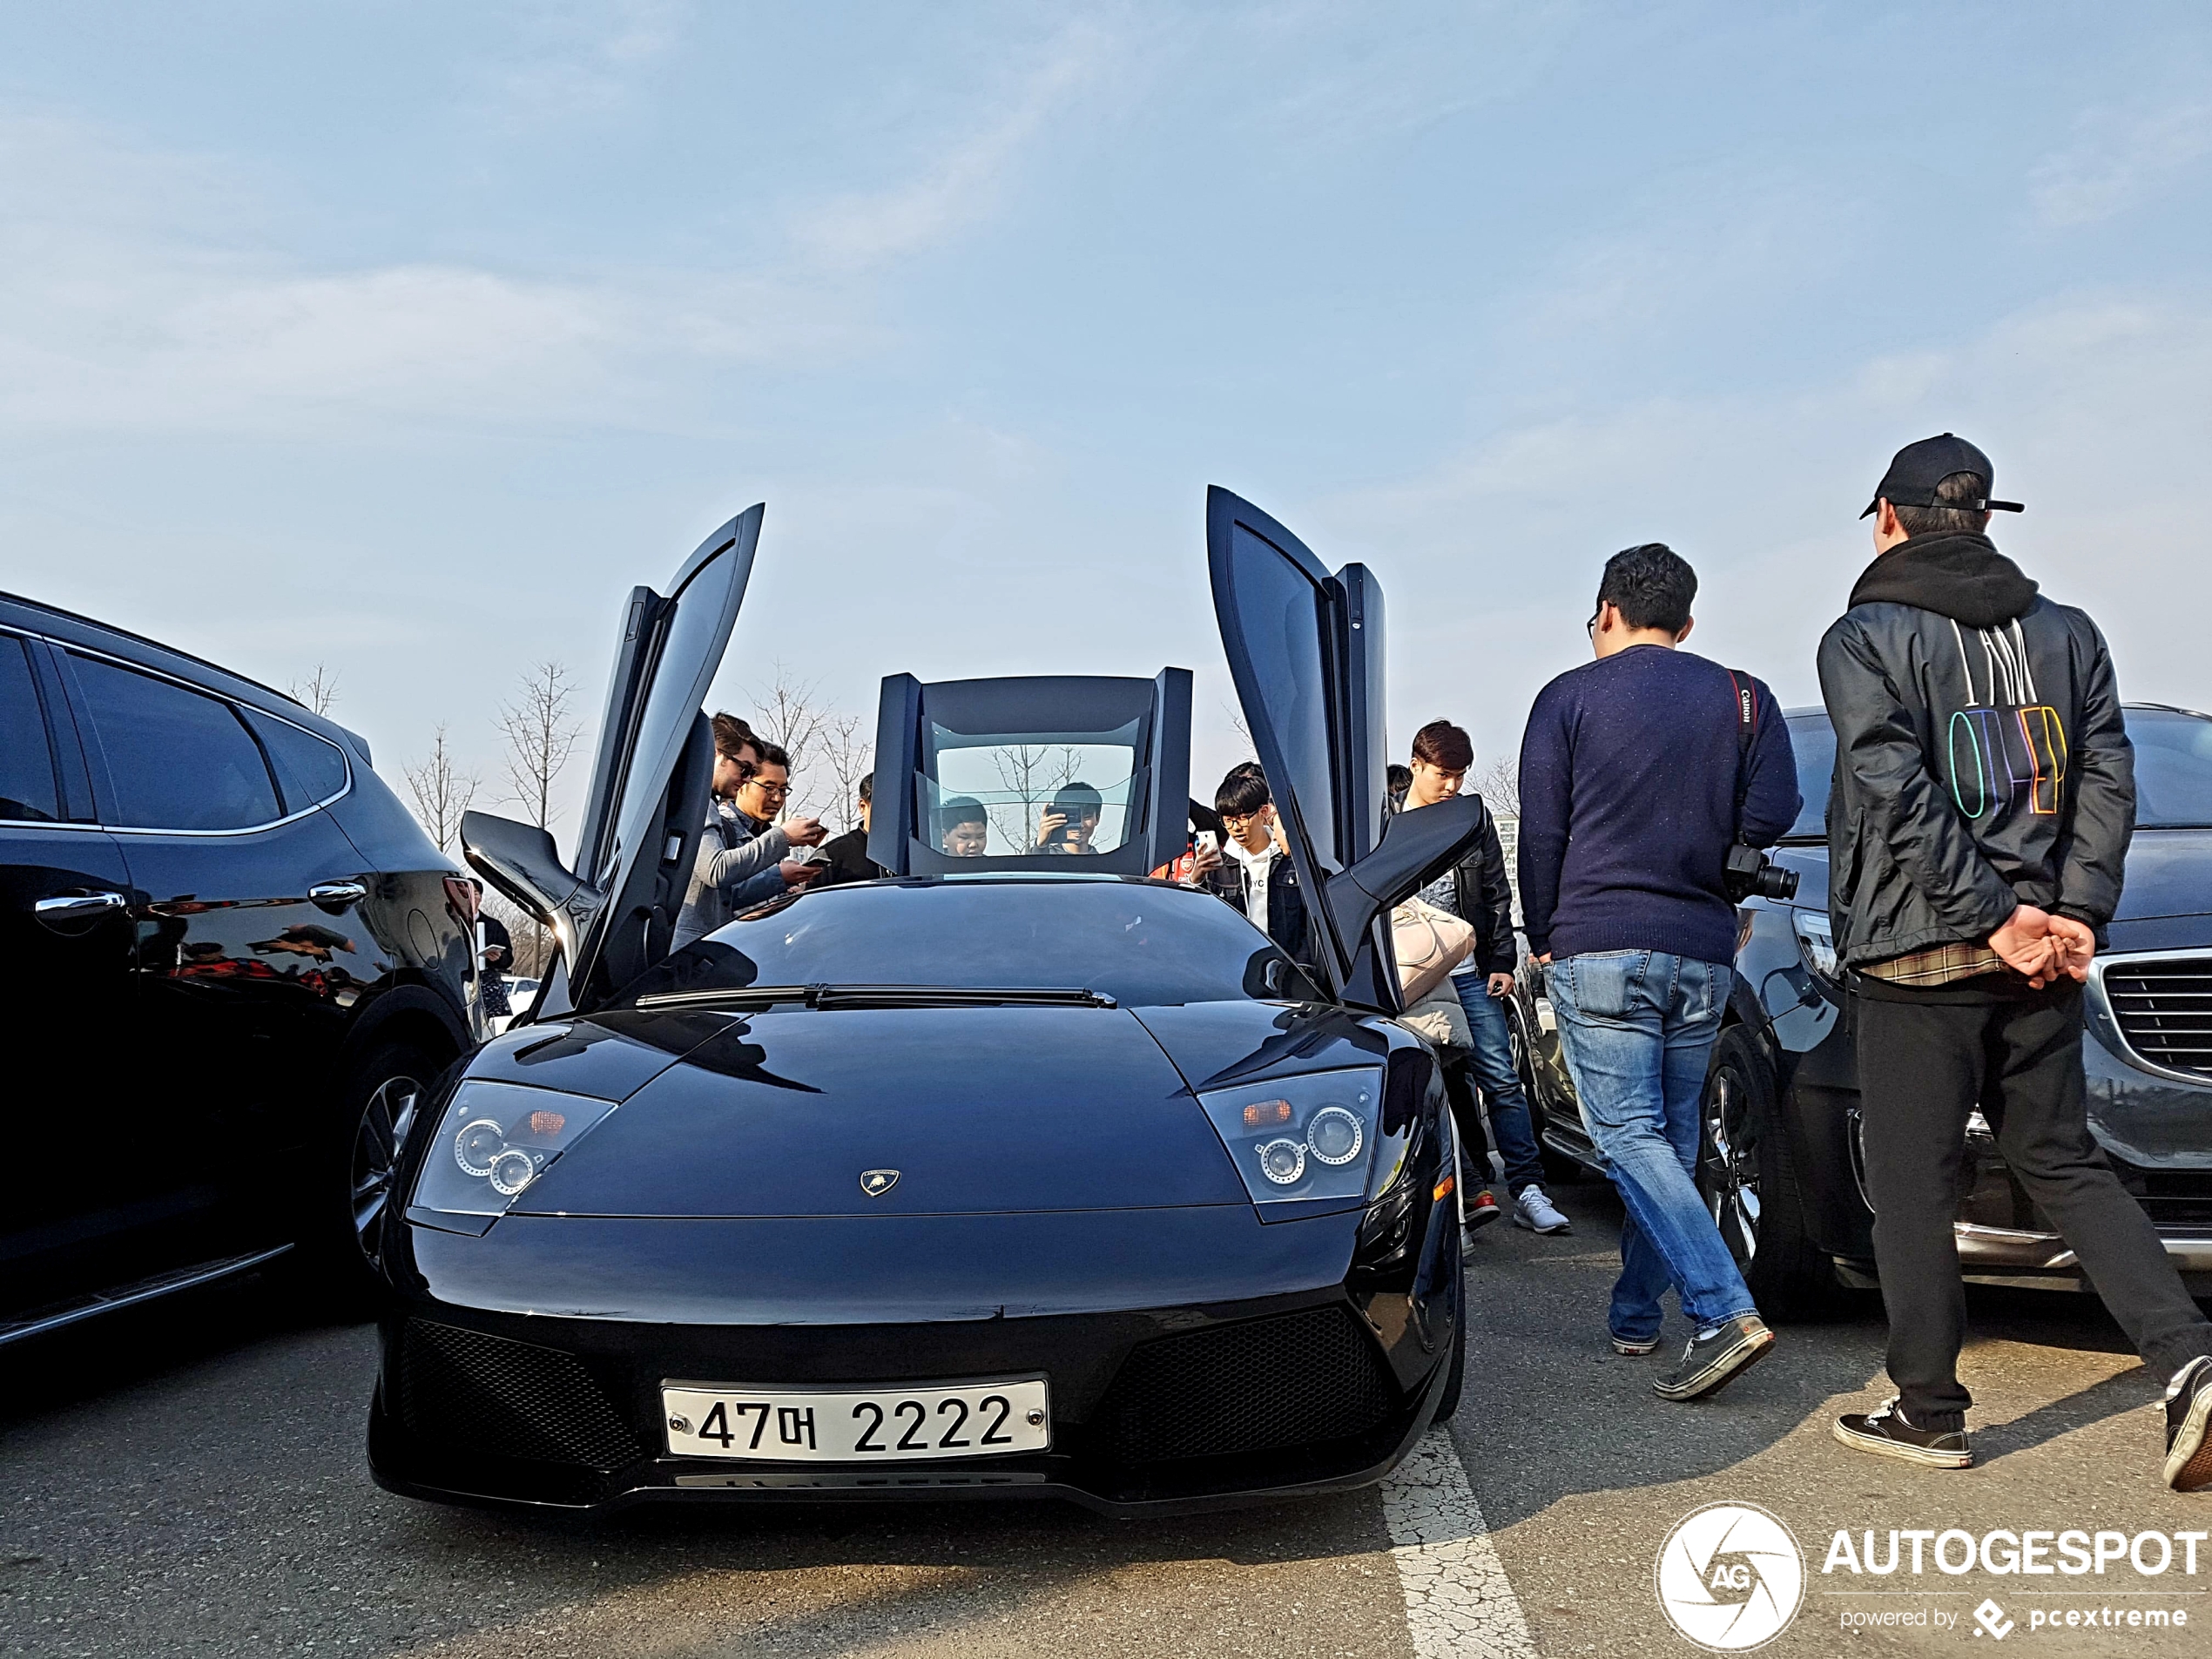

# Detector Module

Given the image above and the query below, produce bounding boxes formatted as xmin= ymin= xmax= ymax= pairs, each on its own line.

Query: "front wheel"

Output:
xmin=310 ymin=1036 xmax=442 ymax=1306
xmin=1697 ymin=1026 xmax=1835 ymax=1320
xmin=1431 ymin=1224 xmax=1467 ymax=1423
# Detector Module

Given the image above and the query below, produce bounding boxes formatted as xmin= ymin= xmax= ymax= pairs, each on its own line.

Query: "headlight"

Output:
xmin=411 ymin=1080 xmax=618 ymax=1218
xmin=1792 ymin=908 xmax=1838 ymax=983
xmin=1197 ymin=1068 xmax=1384 ymax=1217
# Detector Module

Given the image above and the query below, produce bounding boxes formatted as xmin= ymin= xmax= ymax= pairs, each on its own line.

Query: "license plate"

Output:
xmin=661 ymin=1377 xmax=1050 ymax=1462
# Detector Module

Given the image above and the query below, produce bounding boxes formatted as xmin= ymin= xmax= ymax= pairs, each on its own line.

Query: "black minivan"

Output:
xmin=1 ymin=591 xmax=480 ymax=1341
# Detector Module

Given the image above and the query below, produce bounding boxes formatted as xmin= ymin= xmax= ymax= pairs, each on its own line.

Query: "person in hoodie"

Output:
xmin=1819 ymin=434 xmax=2212 ymax=1487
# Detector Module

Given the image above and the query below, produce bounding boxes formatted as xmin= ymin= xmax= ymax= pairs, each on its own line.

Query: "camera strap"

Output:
xmin=1724 ymin=668 xmax=1757 ymax=841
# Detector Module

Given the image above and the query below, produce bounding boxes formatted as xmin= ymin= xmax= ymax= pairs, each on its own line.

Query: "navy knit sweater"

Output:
xmin=1516 ymin=645 xmax=1802 ymax=965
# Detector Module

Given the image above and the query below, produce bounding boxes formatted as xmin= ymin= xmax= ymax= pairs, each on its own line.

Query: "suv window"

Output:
xmin=71 ymin=654 xmax=282 ymax=830
xmin=0 ymin=637 xmax=60 ymax=822
xmin=241 ymin=707 xmax=349 ymax=812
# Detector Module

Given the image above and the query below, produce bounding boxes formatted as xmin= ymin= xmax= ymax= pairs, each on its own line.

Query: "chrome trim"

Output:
xmin=49 ymin=636 xmax=354 ymax=834
xmin=1952 ymin=1220 xmax=2212 ymax=1276
xmin=33 ymin=890 xmax=127 ymax=923
xmin=2087 ymin=948 xmax=2212 ymax=1090
xmin=0 ymin=1244 xmax=293 ymax=1347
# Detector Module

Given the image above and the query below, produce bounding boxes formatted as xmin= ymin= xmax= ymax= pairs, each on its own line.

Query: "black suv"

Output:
xmin=1 ymin=592 xmax=480 ymax=1343
xmin=1509 ymin=703 xmax=2212 ymax=1314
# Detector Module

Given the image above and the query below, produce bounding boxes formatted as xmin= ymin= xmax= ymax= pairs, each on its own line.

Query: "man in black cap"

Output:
xmin=1818 ymin=434 xmax=2212 ymax=1487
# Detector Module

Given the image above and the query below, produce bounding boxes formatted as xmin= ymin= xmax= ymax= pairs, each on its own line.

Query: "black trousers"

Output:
xmin=1857 ymin=983 xmax=2212 ymax=1429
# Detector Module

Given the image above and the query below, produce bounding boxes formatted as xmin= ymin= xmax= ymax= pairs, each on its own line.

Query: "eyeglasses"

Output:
xmin=750 ymin=779 xmax=792 ymax=799
xmin=1586 ymin=609 xmax=1601 ymax=640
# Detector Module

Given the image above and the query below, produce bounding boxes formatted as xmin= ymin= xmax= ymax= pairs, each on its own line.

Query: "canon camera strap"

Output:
xmin=1724 ymin=668 xmax=1757 ymax=840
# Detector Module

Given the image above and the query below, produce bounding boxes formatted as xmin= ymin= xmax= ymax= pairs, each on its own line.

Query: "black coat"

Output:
xmin=1203 ymin=842 xmax=1314 ymax=967
xmin=814 ymin=826 xmax=884 ymax=887
xmin=1383 ymin=791 xmax=1516 ymax=977
xmin=1817 ymin=532 xmax=2133 ymax=969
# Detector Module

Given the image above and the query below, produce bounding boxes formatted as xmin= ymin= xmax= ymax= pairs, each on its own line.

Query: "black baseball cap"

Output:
xmin=1860 ymin=433 xmax=2023 ymax=519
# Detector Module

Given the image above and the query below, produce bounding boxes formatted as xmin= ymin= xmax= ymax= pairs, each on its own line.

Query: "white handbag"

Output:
xmin=1393 ymin=895 xmax=1475 ymax=1003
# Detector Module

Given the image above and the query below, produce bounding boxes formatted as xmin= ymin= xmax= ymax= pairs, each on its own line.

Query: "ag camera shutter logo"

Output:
xmin=1655 ymin=1502 xmax=1805 ymax=1651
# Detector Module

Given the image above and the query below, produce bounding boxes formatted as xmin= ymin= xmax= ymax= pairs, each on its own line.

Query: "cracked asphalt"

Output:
xmin=5 ymin=1179 xmax=2206 ymax=1656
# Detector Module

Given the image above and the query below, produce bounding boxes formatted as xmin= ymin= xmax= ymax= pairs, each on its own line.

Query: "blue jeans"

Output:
xmin=1547 ymin=950 xmax=1754 ymax=1341
xmin=1450 ymin=974 xmax=1548 ymax=1194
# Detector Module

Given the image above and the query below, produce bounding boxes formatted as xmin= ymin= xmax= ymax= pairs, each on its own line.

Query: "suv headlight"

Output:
xmin=1792 ymin=908 xmax=1839 ymax=984
xmin=1197 ymin=1068 xmax=1384 ymax=1218
xmin=411 ymin=1080 xmax=618 ymax=1217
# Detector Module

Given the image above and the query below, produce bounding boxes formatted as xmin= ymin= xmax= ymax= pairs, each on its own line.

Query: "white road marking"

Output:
xmin=1381 ymin=1426 xmax=1538 ymax=1659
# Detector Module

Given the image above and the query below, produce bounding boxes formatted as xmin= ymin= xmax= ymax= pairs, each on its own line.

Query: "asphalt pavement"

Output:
xmin=4 ymin=1184 xmax=2207 ymax=1657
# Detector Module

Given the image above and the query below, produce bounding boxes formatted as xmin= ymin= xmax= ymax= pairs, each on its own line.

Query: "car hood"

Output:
xmin=1775 ymin=832 xmax=2212 ymax=929
xmin=508 ymin=1003 xmax=1251 ymax=1219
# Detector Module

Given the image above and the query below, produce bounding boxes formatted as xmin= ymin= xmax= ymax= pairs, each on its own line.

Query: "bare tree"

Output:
xmin=1474 ymin=755 xmax=1520 ymax=820
xmin=1221 ymin=699 xmax=1258 ymax=763
xmin=750 ymin=663 xmax=831 ymax=791
xmin=288 ymin=664 xmax=340 ymax=715
xmin=988 ymin=743 xmax=1082 ymax=852
xmin=404 ymin=723 xmax=479 ymax=854
xmin=817 ymin=712 xmax=873 ymax=833
xmin=498 ymin=660 xmax=584 ymax=832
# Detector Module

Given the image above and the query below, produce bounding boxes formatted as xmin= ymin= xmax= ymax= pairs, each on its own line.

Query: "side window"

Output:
xmin=0 ymin=637 xmax=61 ymax=822
xmin=242 ymin=707 xmax=350 ymax=811
xmin=70 ymin=654 xmax=282 ymax=831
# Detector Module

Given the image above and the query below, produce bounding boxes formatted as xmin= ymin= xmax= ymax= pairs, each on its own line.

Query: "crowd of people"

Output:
xmin=668 ymin=431 xmax=2212 ymax=1493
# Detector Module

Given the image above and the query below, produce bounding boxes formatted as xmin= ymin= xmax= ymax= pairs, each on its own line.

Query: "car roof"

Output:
xmin=0 ymin=587 xmax=373 ymax=757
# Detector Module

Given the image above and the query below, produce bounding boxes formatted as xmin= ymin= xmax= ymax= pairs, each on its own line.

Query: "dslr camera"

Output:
xmin=1723 ymin=841 xmax=1799 ymax=904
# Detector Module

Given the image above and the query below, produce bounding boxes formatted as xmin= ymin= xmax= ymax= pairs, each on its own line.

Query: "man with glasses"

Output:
xmin=674 ymin=716 xmax=828 ymax=948
xmin=1518 ymin=543 xmax=1799 ymax=1399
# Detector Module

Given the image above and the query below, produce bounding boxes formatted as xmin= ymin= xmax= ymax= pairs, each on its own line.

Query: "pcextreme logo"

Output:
xmin=1655 ymin=1502 xmax=1807 ymax=1651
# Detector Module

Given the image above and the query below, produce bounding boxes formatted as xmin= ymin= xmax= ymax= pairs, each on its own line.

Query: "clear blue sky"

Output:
xmin=4 ymin=3 xmax=2209 ymax=830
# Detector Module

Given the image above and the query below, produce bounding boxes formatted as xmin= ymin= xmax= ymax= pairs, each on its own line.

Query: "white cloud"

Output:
xmin=481 ymin=0 xmax=691 ymax=126
xmin=792 ymin=21 xmax=1114 ymax=271
xmin=1308 ymin=292 xmax=2212 ymax=765
xmin=2030 ymin=101 xmax=2212 ymax=227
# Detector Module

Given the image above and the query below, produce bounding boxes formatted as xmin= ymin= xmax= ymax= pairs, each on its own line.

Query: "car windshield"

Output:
xmin=617 ymin=877 xmax=1300 ymax=1008
xmin=1779 ymin=705 xmax=2212 ymax=837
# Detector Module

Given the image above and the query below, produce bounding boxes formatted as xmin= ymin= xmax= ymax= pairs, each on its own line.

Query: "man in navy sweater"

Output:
xmin=1518 ymin=543 xmax=1801 ymax=1400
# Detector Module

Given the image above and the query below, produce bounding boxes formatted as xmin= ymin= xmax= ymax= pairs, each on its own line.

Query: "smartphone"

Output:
xmin=790 ymin=844 xmax=830 ymax=866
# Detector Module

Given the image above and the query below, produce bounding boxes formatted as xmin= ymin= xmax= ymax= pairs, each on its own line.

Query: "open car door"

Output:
xmin=462 ymin=506 xmax=761 ymax=1016
xmin=1206 ymin=486 xmax=1485 ymax=1010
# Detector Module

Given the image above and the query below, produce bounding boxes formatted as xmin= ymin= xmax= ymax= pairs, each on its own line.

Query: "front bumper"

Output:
xmin=367 ymin=1288 xmax=1453 ymax=1517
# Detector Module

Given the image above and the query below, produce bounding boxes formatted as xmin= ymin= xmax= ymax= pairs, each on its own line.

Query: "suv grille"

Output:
xmin=2104 ymin=957 xmax=2212 ymax=1079
xmin=1094 ymin=1306 xmax=1397 ymax=1465
xmin=396 ymin=1319 xmax=641 ymax=1471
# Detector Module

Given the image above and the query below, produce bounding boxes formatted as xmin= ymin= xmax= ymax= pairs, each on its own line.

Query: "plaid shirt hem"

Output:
xmin=1860 ymin=941 xmax=2006 ymax=987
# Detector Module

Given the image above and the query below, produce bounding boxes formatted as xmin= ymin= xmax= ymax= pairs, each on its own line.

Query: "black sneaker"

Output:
xmin=2163 ymin=1356 xmax=2212 ymax=1492
xmin=1610 ymin=1332 xmax=1660 ymax=1357
xmin=1833 ymin=1399 xmax=1973 ymax=1469
xmin=1652 ymin=1314 xmax=1774 ymax=1401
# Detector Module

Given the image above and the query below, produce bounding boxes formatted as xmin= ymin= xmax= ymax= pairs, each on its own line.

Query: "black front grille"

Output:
xmin=1093 ymin=1306 xmax=1397 ymax=1465
xmin=396 ymin=1319 xmax=642 ymax=1472
xmin=2106 ymin=957 xmax=2212 ymax=1079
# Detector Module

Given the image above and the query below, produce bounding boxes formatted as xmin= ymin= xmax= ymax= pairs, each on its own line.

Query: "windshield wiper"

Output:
xmin=636 ymin=983 xmax=1116 ymax=1012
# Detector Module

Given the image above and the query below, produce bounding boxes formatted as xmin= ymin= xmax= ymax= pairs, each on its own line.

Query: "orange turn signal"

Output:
xmin=529 ymin=1110 xmax=568 ymax=1136
xmin=1433 ymin=1173 xmax=1456 ymax=1202
xmin=1242 ymin=1100 xmax=1293 ymax=1128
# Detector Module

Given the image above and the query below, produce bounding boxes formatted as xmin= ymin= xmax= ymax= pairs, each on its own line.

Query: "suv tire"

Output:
xmin=1697 ymin=1025 xmax=1834 ymax=1319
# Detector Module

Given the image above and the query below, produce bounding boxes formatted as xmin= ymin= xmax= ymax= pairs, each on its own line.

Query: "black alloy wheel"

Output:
xmin=1506 ymin=996 xmax=1585 ymax=1185
xmin=314 ymin=1035 xmax=444 ymax=1305
xmin=1696 ymin=1026 xmax=1834 ymax=1319
xmin=350 ymin=1069 xmax=422 ymax=1274
xmin=1431 ymin=1220 xmax=1467 ymax=1423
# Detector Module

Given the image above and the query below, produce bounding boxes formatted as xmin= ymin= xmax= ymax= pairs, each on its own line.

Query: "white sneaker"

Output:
xmin=1513 ymin=1184 xmax=1571 ymax=1235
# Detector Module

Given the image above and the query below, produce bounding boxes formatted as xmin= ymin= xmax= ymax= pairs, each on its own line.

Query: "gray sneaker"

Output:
xmin=2163 ymin=1356 xmax=2212 ymax=1492
xmin=1653 ymin=1314 xmax=1775 ymax=1401
xmin=1513 ymin=1184 xmax=1571 ymax=1235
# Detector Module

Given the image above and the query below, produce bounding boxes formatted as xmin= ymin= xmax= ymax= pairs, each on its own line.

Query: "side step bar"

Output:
xmin=0 ymin=1244 xmax=293 ymax=1348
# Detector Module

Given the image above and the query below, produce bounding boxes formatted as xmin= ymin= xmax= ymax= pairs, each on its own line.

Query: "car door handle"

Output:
xmin=34 ymin=890 xmax=129 ymax=929
xmin=310 ymin=880 xmax=370 ymax=912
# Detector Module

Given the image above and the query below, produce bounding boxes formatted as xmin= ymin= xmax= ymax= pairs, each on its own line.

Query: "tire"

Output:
xmin=1697 ymin=1025 xmax=1835 ymax=1320
xmin=1507 ymin=999 xmax=1586 ymax=1186
xmin=1431 ymin=1224 xmax=1467 ymax=1423
xmin=310 ymin=1035 xmax=442 ymax=1308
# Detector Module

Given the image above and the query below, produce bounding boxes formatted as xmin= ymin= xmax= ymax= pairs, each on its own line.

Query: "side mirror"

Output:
xmin=1324 ymin=796 xmax=1488 ymax=1013
xmin=461 ymin=810 xmax=596 ymax=965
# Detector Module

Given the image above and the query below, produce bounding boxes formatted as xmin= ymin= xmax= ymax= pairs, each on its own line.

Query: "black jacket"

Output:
xmin=1384 ymin=790 xmax=1516 ymax=977
xmin=814 ymin=826 xmax=883 ymax=887
xmin=1203 ymin=841 xmax=1313 ymax=966
xmin=1817 ymin=531 xmax=2134 ymax=970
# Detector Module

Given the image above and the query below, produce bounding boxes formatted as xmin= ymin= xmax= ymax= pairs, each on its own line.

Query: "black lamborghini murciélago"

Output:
xmin=368 ymin=489 xmax=1488 ymax=1515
